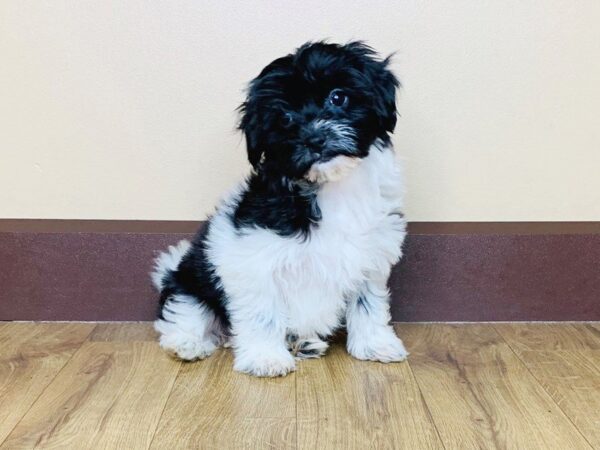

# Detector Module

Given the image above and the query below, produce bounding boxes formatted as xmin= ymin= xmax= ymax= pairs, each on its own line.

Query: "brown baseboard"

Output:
xmin=1 ymin=220 xmax=599 ymax=321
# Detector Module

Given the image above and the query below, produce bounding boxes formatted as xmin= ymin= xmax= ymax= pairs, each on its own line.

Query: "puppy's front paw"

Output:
xmin=233 ymin=348 xmax=296 ymax=377
xmin=347 ymin=327 xmax=409 ymax=363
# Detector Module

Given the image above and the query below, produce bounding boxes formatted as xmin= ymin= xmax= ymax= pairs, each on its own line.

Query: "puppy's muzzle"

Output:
xmin=299 ymin=131 xmax=326 ymax=157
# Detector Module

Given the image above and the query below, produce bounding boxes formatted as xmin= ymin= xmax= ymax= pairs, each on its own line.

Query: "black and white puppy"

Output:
xmin=152 ymin=41 xmax=408 ymax=377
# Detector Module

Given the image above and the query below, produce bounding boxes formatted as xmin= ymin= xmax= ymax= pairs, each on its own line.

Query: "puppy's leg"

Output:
xmin=155 ymin=294 xmax=223 ymax=361
xmin=229 ymin=292 xmax=295 ymax=377
xmin=346 ymin=276 xmax=408 ymax=363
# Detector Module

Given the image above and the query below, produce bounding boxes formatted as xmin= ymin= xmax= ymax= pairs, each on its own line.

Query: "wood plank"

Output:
xmin=495 ymin=323 xmax=600 ymax=352
xmin=513 ymin=350 xmax=600 ymax=448
xmin=496 ymin=324 xmax=600 ymax=447
xmin=587 ymin=323 xmax=600 ymax=335
xmin=155 ymin=416 xmax=296 ymax=450
xmin=1 ymin=342 xmax=180 ymax=449
xmin=399 ymin=324 xmax=592 ymax=449
xmin=296 ymin=342 xmax=442 ymax=450
xmin=89 ymin=322 xmax=156 ymax=342
xmin=582 ymin=348 xmax=600 ymax=370
xmin=151 ymin=348 xmax=296 ymax=449
xmin=0 ymin=323 xmax=94 ymax=444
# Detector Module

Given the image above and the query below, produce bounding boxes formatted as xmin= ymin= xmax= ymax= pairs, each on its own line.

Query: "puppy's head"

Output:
xmin=239 ymin=41 xmax=399 ymax=183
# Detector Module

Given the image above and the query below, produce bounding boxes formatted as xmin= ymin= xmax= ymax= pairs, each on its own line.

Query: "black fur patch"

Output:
xmin=157 ymin=223 xmax=230 ymax=327
xmin=233 ymin=176 xmax=320 ymax=237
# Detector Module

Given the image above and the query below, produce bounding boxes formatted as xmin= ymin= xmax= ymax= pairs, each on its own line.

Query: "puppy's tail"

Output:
xmin=151 ymin=240 xmax=191 ymax=291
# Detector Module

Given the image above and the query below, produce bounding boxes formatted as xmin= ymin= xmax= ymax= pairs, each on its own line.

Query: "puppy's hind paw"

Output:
xmin=287 ymin=335 xmax=329 ymax=360
xmin=158 ymin=335 xmax=217 ymax=361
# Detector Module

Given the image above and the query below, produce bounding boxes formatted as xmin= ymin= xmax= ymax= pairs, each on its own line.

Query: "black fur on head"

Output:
xmin=238 ymin=41 xmax=399 ymax=180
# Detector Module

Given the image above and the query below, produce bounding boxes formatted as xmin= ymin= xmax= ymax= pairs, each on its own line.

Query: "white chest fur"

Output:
xmin=209 ymin=144 xmax=406 ymax=337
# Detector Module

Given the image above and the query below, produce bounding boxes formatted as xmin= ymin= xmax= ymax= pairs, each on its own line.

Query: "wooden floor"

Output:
xmin=1 ymin=323 xmax=599 ymax=449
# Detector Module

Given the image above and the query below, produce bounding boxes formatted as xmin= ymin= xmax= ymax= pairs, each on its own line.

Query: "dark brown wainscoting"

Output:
xmin=1 ymin=220 xmax=599 ymax=321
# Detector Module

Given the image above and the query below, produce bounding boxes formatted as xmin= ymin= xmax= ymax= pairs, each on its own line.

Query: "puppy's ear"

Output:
xmin=238 ymin=105 xmax=262 ymax=169
xmin=345 ymin=42 xmax=400 ymax=135
xmin=238 ymin=56 xmax=293 ymax=169
xmin=373 ymin=56 xmax=400 ymax=134
xmin=238 ymin=98 xmax=262 ymax=169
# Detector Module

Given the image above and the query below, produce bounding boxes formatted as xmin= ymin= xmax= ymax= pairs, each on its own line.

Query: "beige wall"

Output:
xmin=1 ymin=1 xmax=599 ymax=221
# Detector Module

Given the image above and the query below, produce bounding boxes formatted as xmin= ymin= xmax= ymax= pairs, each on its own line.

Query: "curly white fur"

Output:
xmin=153 ymin=143 xmax=407 ymax=376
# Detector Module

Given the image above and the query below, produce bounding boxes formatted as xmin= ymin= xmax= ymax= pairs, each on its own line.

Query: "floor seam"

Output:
xmin=146 ymin=358 xmax=184 ymax=450
xmin=406 ymin=359 xmax=448 ymax=450
xmin=294 ymin=364 xmax=299 ymax=450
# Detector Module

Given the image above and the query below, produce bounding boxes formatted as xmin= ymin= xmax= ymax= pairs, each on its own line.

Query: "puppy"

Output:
xmin=152 ymin=41 xmax=408 ymax=377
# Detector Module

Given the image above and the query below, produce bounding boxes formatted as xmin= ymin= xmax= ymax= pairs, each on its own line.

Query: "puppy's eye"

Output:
xmin=328 ymin=89 xmax=349 ymax=108
xmin=279 ymin=112 xmax=294 ymax=128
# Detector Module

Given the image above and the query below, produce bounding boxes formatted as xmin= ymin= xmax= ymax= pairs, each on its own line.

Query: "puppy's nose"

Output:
xmin=304 ymin=135 xmax=326 ymax=153
xmin=307 ymin=135 xmax=325 ymax=146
